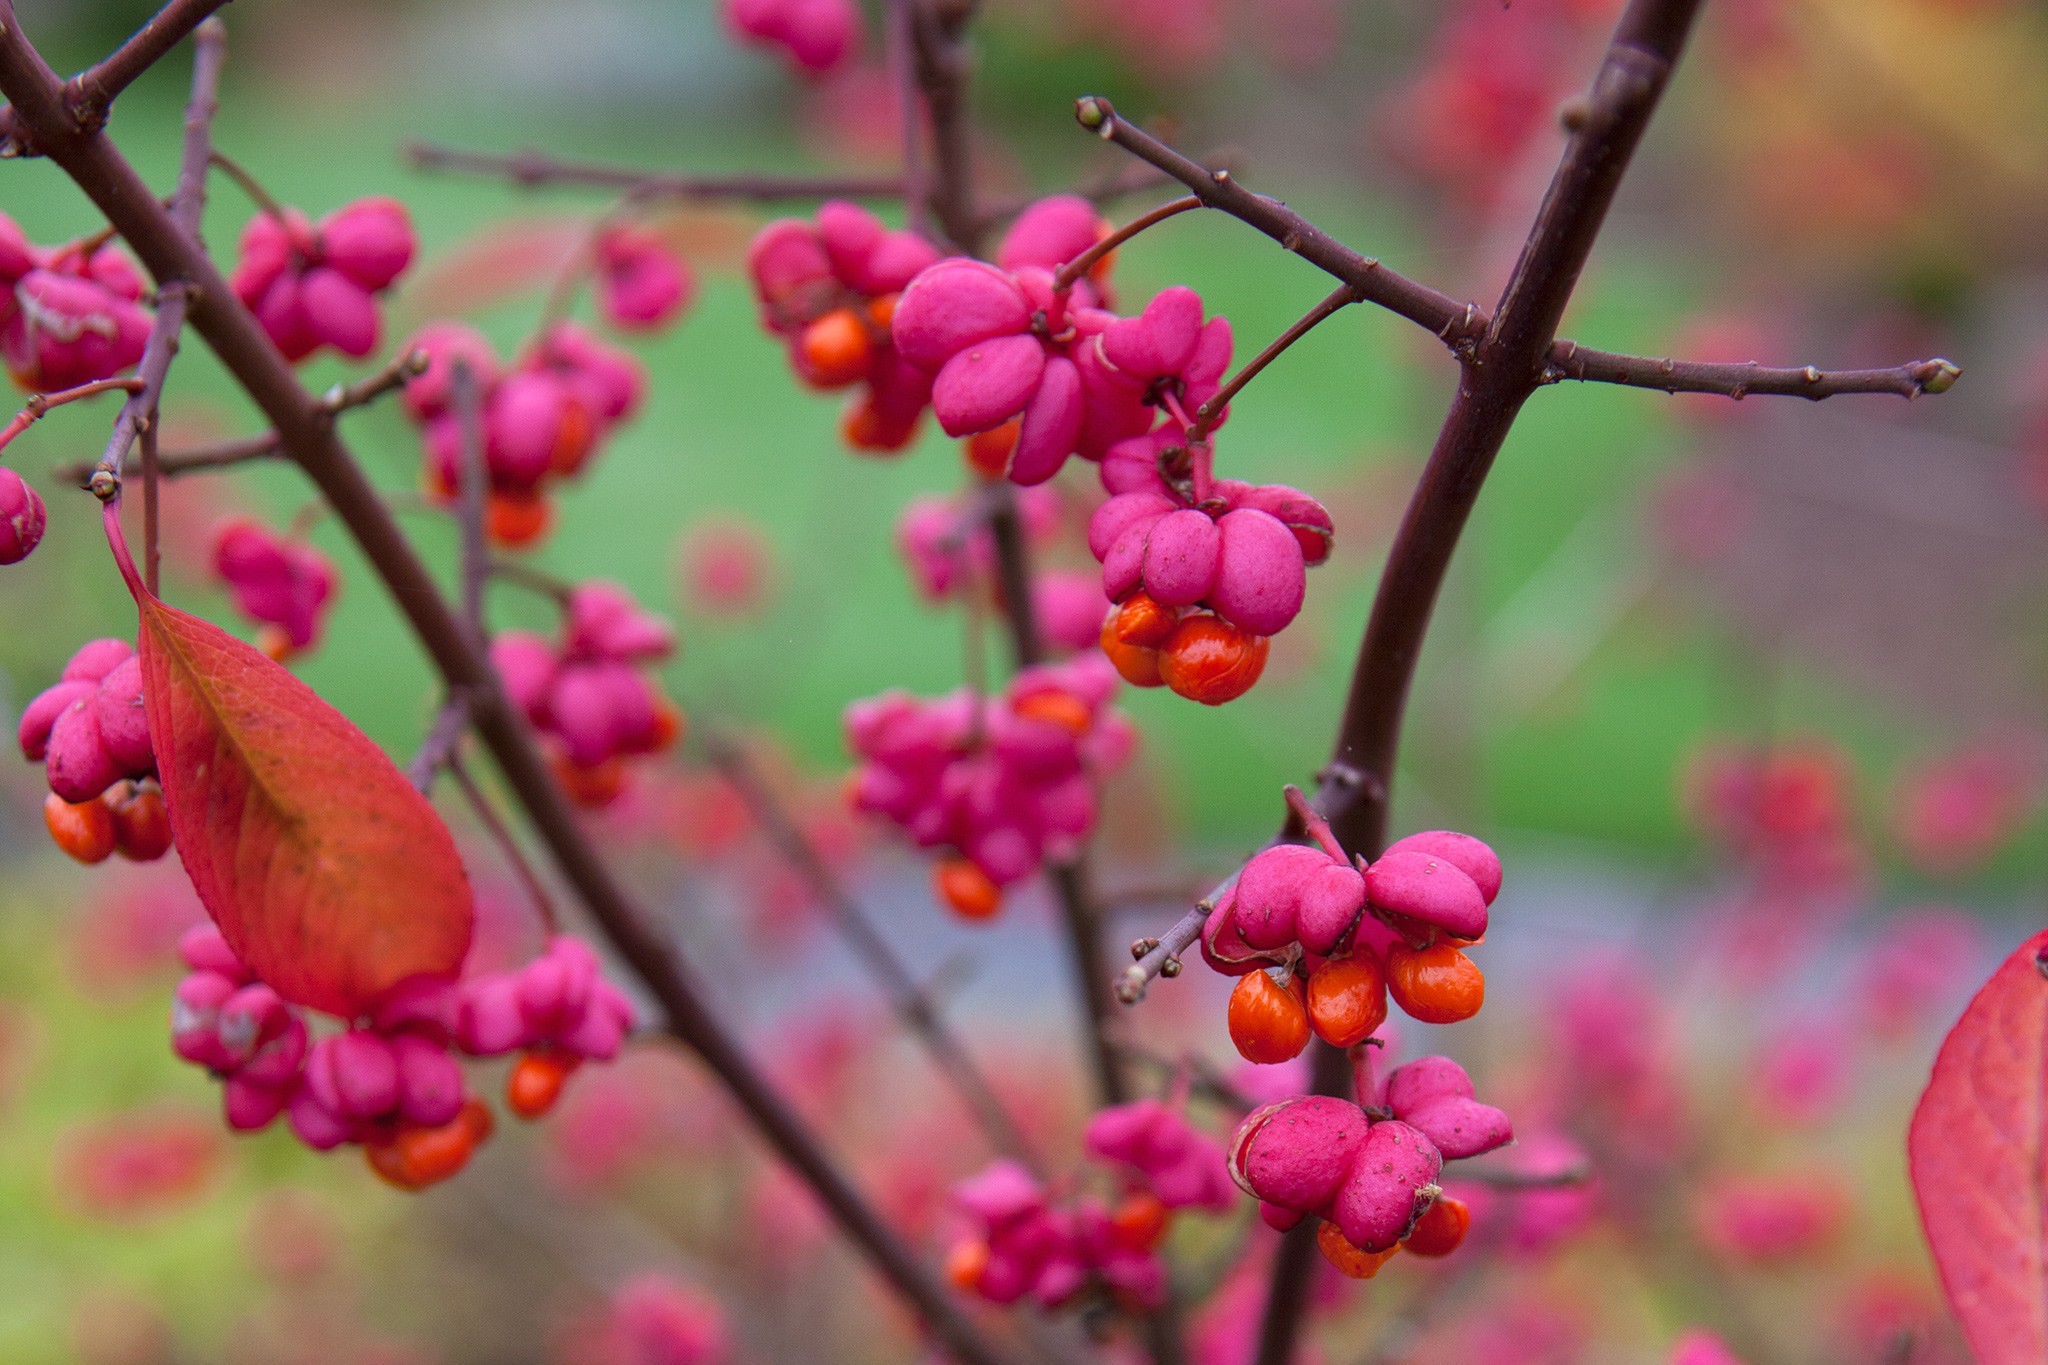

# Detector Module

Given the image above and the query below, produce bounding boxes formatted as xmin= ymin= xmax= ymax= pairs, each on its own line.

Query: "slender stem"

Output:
xmin=488 ymin=555 xmax=576 ymax=604
xmin=907 ymin=0 xmax=979 ymax=252
xmin=1115 ymin=899 xmax=1212 ymax=1004
xmin=1185 ymin=284 xmax=1360 ymax=442
xmin=450 ymin=754 xmax=560 ymax=936
xmin=140 ymin=418 xmax=160 ymax=594
xmin=703 ymin=732 xmax=1042 ymax=1171
xmin=1078 ymin=99 xmax=1958 ymax=403
xmin=317 ymin=347 xmax=430 ymax=412
xmin=206 ymin=147 xmax=290 ymax=225
xmin=1252 ymin=8 xmax=1709 ymax=1363
xmin=407 ymin=691 xmax=475 ymax=791
xmin=451 ymin=359 xmax=487 ymax=643
xmin=403 ymin=142 xmax=905 ymax=201
xmin=90 ymin=17 xmax=221 ymax=495
xmin=0 ymin=21 xmax=1020 ymax=1362
xmin=0 ymin=0 xmax=232 ymax=154
xmin=1051 ymin=194 xmax=1201 ymax=292
xmin=1544 ymin=343 xmax=1959 ymax=399
xmin=63 ymin=431 xmax=274 ymax=485
xmin=0 ymin=377 xmax=144 ymax=460
xmin=1075 ymin=97 xmax=1480 ymax=348
xmin=885 ymin=0 xmax=931 ymax=241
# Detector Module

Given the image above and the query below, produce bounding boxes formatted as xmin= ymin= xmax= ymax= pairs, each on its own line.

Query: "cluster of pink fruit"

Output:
xmin=0 ymin=211 xmax=151 ymax=392
xmin=721 ymin=0 xmax=862 ymax=76
xmin=945 ymin=1097 xmax=1234 ymax=1312
xmin=493 ymin=581 xmax=685 ymax=808
xmin=895 ymin=483 xmax=1108 ymax=655
xmin=1231 ymin=1053 xmax=1512 ymax=1277
xmin=745 ymin=200 xmax=940 ymax=452
xmin=1091 ymin=426 xmax=1335 ymax=704
xmin=17 ymin=638 xmax=171 ymax=866
xmin=843 ymin=654 xmax=1133 ymax=919
xmin=888 ymin=241 xmax=1223 ymax=489
xmin=228 ymin=196 xmax=415 ymax=363
xmin=210 ymin=517 xmax=338 ymax=662
xmin=400 ymin=320 xmax=646 ymax=549
xmin=1206 ymin=797 xmax=1502 ymax=1064
xmin=171 ymin=924 xmax=634 ymax=1190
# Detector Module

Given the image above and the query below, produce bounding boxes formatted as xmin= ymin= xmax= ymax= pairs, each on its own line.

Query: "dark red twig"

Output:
xmin=702 ymin=731 xmax=1044 ymax=1171
xmin=1077 ymin=98 xmax=1958 ymax=402
xmin=403 ymin=141 xmax=904 ymax=201
xmin=1249 ymin=7 xmax=1713 ymax=1360
xmin=0 ymin=0 xmax=232 ymax=155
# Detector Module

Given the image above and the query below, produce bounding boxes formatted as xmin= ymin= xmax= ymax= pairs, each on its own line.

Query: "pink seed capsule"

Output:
xmin=1208 ymin=508 xmax=1307 ymax=637
xmin=1330 ymin=1120 xmax=1443 ymax=1252
xmin=1140 ymin=509 xmax=1222 ymax=608
xmin=1382 ymin=830 xmax=1502 ymax=905
xmin=170 ymin=971 xmax=237 ymax=1069
xmin=891 ymin=259 xmax=1031 ymax=371
xmin=1399 ymin=1095 xmax=1513 ymax=1160
xmin=322 ymin=1031 xmax=401 ymax=1119
xmin=0 ymin=467 xmax=46 ymax=565
xmin=1232 ymin=844 xmax=1325 ymax=950
xmin=238 ymin=1017 xmax=309 ymax=1088
xmin=1294 ymin=861 xmax=1370 ymax=957
xmin=1382 ymin=1055 xmax=1475 ymax=1112
xmin=286 ymin=1086 xmax=355 ymax=1151
xmin=177 ymin=924 xmax=247 ymax=979
xmin=1364 ymin=851 xmax=1489 ymax=941
xmin=392 ymin=1034 xmax=466 ymax=1127
xmin=1229 ymin=1095 xmax=1372 ymax=1213
xmin=932 ymin=332 xmax=1045 ymax=436
xmin=222 ymin=1074 xmax=293 ymax=1132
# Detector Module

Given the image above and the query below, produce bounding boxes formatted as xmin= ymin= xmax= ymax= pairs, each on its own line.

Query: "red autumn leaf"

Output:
xmin=1908 ymin=926 xmax=2048 ymax=1365
xmin=105 ymin=509 xmax=473 ymax=1016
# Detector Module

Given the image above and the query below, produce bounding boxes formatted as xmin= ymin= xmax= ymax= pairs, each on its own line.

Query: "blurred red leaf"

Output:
xmin=1908 ymin=926 xmax=2048 ymax=1365
xmin=120 ymin=534 xmax=472 ymax=1016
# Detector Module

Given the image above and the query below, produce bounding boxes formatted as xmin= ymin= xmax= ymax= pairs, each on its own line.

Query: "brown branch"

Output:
xmin=907 ymin=0 xmax=980 ymax=253
xmin=449 ymin=754 xmax=561 ymax=937
xmin=88 ymin=16 xmax=222 ymax=496
xmin=1078 ymin=99 xmax=1958 ymax=402
xmin=702 ymin=731 xmax=1044 ymax=1171
xmin=57 ymin=348 xmax=425 ymax=488
xmin=0 ymin=17 xmax=1018 ymax=1363
xmin=1543 ymin=343 xmax=1959 ymax=399
xmin=403 ymin=141 xmax=904 ymax=202
xmin=1249 ymin=8 xmax=1711 ymax=1362
xmin=0 ymin=0 xmax=231 ymax=155
xmin=450 ymin=358 xmax=487 ymax=643
xmin=1115 ymin=900 xmax=1211 ymax=1004
xmin=407 ymin=690 xmax=476 ymax=791
xmin=1075 ymin=97 xmax=1481 ymax=348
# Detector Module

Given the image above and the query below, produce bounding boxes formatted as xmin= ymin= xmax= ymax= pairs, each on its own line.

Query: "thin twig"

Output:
xmin=0 ymin=19 xmax=1022 ymax=1361
xmin=488 ymin=555 xmax=576 ymax=604
xmin=702 ymin=731 xmax=1043 ymax=1171
xmin=1250 ymin=7 xmax=1712 ymax=1361
xmin=1543 ymin=343 xmax=1960 ymax=399
xmin=0 ymin=377 xmax=144 ymax=460
xmin=87 ymin=16 xmax=222 ymax=500
xmin=1076 ymin=98 xmax=1958 ymax=401
xmin=1186 ymin=284 xmax=1361 ymax=442
xmin=407 ymin=691 xmax=475 ymax=791
xmin=885 ymin=0 xmax=931 ymax=242
xmin=140 ymin=417 xmax=160 ymax=594
xmin=451 ymin=358 xmax=487 ymax=643
xmin=449 ymin=754 xmax=560 ymax=936
xmin=55 ymin=348 xmax=424 ymax=488
xmin=404 ymin=141 xmax=904 ymax=201
xmin=206 ymin=146 xmax=289 ymax=223
xmin=0 ymin=0 xmax=232 ymax=155
xmin=1051 ymin=194 xmax=1202 ymax=292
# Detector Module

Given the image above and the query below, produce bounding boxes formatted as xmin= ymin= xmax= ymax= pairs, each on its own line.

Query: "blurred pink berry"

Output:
xmin=723 ymin=0 xmax=862 ymax=75
xmin=595 ymin=224 xmax=695 ymax=332
xmin=210 ymin=518 xmax=338 ymax=657
xmin=0 ymin=222 xmax=152 ymax=392
xmin=229 ymin=197 xmax=415 ymax=364
xmin=0 ymin=466 xmax=45 ymax=564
